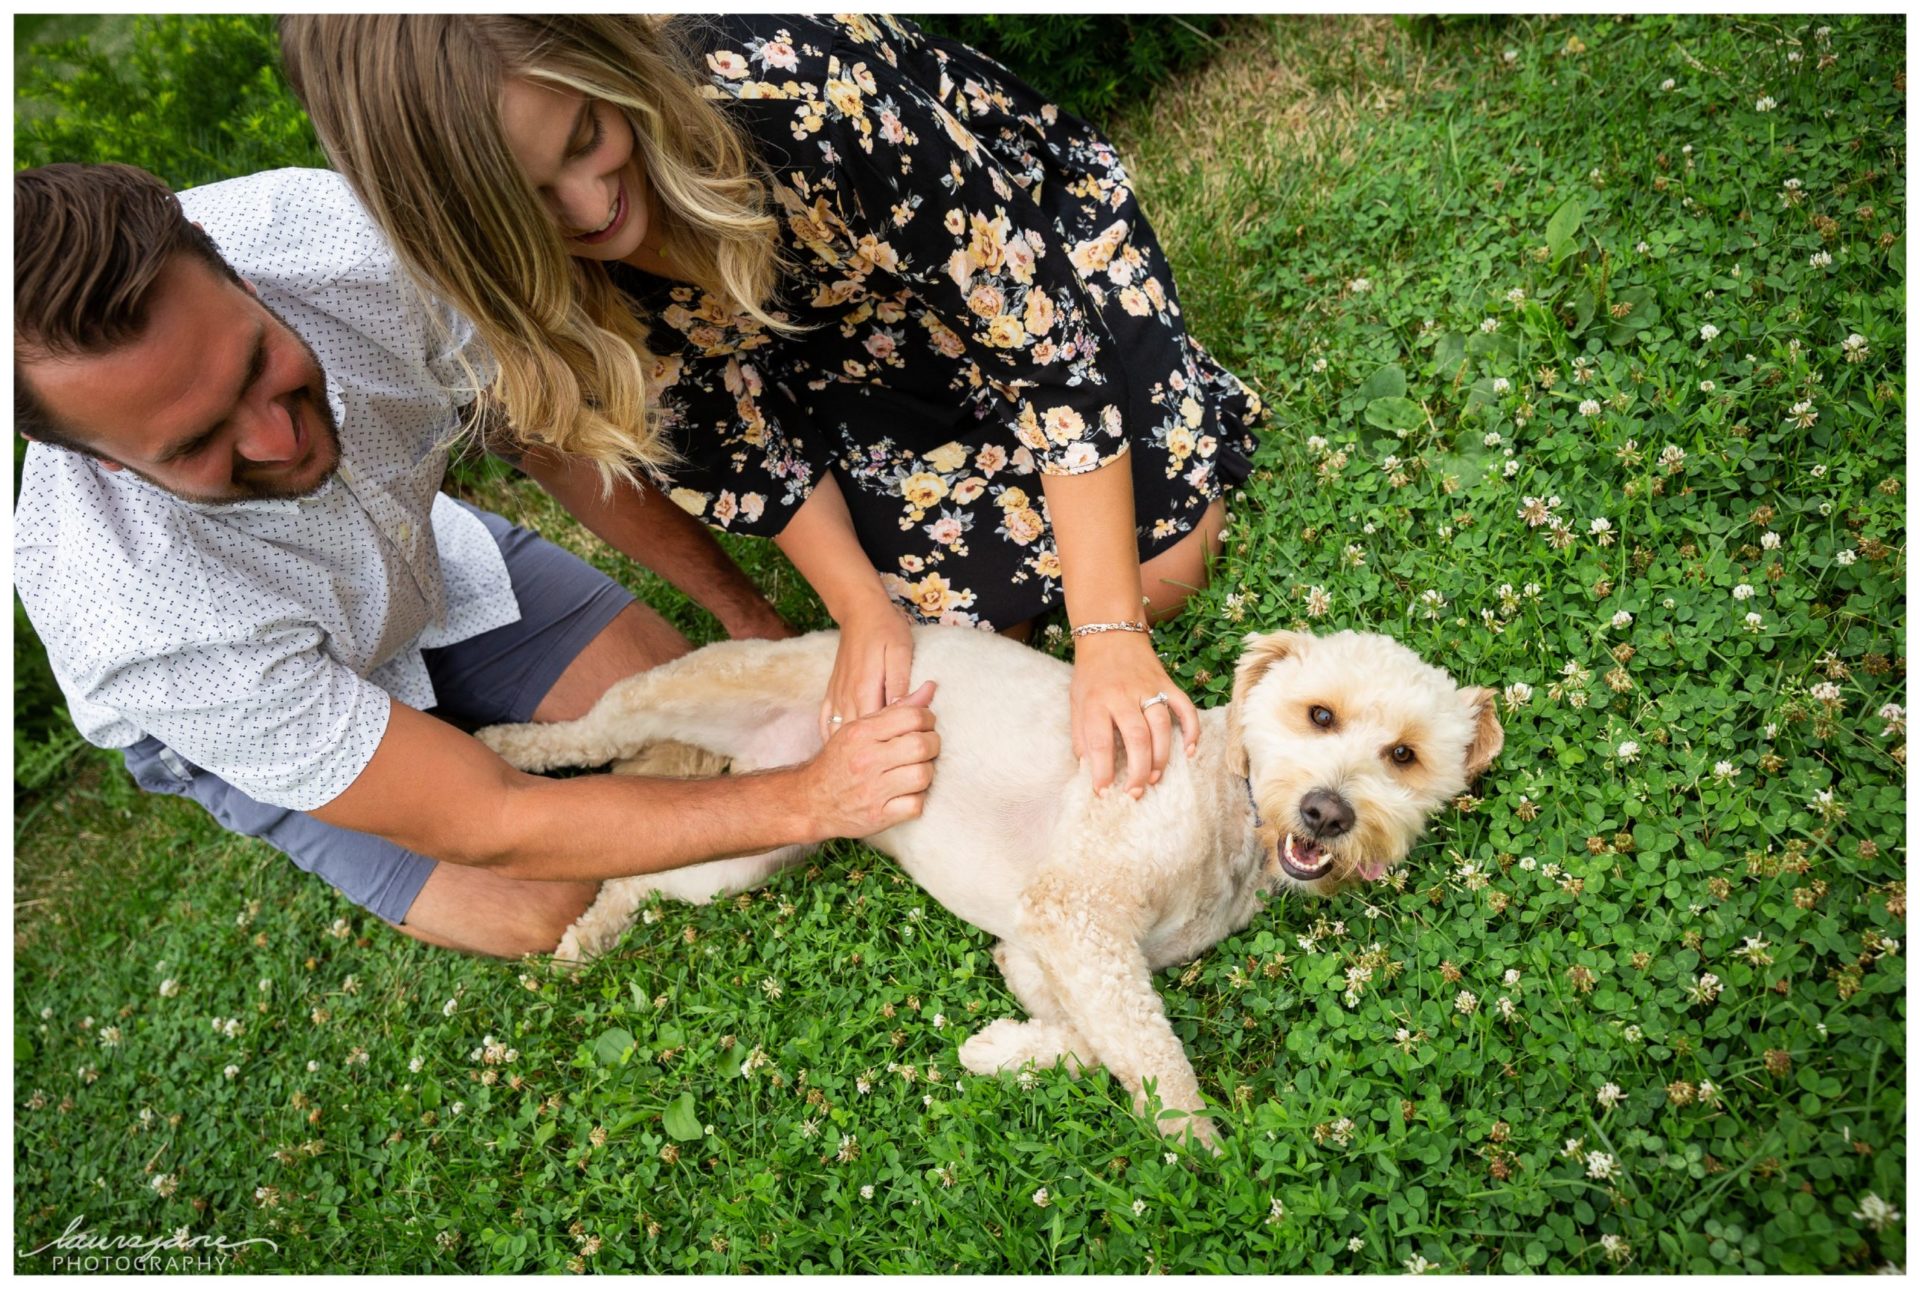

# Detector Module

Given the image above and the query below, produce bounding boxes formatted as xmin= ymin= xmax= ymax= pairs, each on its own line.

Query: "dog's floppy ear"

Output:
xmin=1225 ymin=630 xmax=1313 ymax=777
xmin=1460 ymin=686 xmax=1504 ymax=782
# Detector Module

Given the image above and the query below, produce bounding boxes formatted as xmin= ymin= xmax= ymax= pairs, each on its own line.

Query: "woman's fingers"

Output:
xmin=1144 ymin=698 xmax=1173 ymax=784
xmin=883 ymin=638 xmax=913 ymax=707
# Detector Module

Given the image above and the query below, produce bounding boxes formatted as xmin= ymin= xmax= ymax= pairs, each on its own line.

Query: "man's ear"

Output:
xmin=1461 ymin=687 xmax=1504 ymax=782
xmin=1224 ymin=630 xmax=1313 ymax=777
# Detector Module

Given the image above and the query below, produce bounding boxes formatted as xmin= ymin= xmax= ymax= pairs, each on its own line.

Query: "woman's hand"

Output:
xmin=1070 ymin=630 xmax=1201 ymax=798
xmin=821 ymin=598 xmax=917 ymax=742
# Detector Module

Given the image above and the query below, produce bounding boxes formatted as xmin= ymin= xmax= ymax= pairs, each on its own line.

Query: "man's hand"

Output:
xmin=799 ymin=680 xmax=940 ymax=837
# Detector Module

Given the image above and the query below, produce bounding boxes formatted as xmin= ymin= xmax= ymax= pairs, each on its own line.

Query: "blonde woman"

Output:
xmin=281 ymin=14 xmax=1263 ymax=798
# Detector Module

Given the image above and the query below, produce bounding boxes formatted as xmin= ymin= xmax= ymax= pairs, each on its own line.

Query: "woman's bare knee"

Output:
xmin=1140 ymin=498 xmax=1227 ymax=621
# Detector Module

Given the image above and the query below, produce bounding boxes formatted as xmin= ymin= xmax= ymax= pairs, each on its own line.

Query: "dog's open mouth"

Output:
xmin=1279 ymin=832 xmax=1335 ymax=881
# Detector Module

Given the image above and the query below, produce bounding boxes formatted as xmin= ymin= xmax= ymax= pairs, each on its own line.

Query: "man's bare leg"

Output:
xmin=390 ymin=601 xmax=691 ymax=956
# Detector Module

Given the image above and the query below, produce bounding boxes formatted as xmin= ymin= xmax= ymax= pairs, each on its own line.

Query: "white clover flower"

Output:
xmin=1732 ymin=584 xmax=1756 ymax=601
xmin=1503 ymin=682 xmax=1533 ymax=707
xmin=1579 ymin=399 xmax=1602 ymax=416
xmin=1688 ymin=972 xmax=1724 ymax=1004
xmin=1495 ymin=996 xmax=1518 ymax=1021
xmin=1757 ymin=530 xmax=1782 ymax=551
xmin=158 ymin=979 xmax=179 ymax=999
xmin=1842 ymin=333 xmax=1870 ymax=362
xmin=1133 ymin=1198 xmax=1148 ymax=1216
xmin=1454 ymin=990 xmax=1479 ymax=1015
xmin=1699 ymin=324 xmax=1720 ymax=341
xmin=1610 ymin=609 xmax=1632 ymax=628
xmin=1755 ymin=95 xmax=1777 ymax=111
xmin=1480 ymin=317 xmax=1500 ymax=334
xmin=1809 ymin=681 xmax=1842 ymax=704
xmin=1600 ymin=1233 xmax=1632 ymax=1264
xmin=1616 ymin=741 xmax=1641 ymax=762
xmin=1506 ymin=288 xmax=1527 ymax=306
xmin=1596 ymin=1083 xmax=1624 ymax=1109
xmin=1713 ymin=760 xmax=1739 ymax=783
xmin=1348 ymin=277 xmax=1372 ymax=294
xmin=1699 ymin=380 xmax=1716 ymax=393
xmin=1809 ymin=250 xmax=1833 ymax=269
xmin=1661 ymin=77 xmax=1676 ymax=91
xmin=1349 ymin=1236 xmax=1366 ymax=1252
xmin=859 ymin=1184 xmax=875 ymax=1200
xmin=442 ymin=999 xmax=457 ymax=1018
xmin=1307 ymin=434 xmax=1329 ymax=453
xmin=1504 ymin=459 xmax=1521 ymax=477
xmin=1405 ymin=1254 xmax=1437 ymax=1274
xmin=1835 ymin=548 xmax=1857 ymax=566
xmin=1381 ymin=454 xmax=1401 ymax=474
xmin=408 ymin=1056 xmax=425 ymax=1074
xmin=1312 ymin=357 xmax=1329 ymax=373
xmin=1744 ymin=612 xmax=1764 ymax=632
xmin=1518 ymin=856 xmax=1537 ymax=871
xmin=1491 ymin=378 xmax=1511 ymax=396
xmin=1697 ymin=1080 xmax=1720 ymax=1106
xmin=224 ymin=1064 xmax=240 ymax=1080
xmin=1852 ymin=1193 xmax=1901 ymax=1232
xmin=449 ymin=1101 xmax=464 ymax=1117
xmin=151 ymin=1173 xmax=179 ymax=1196
xmin=1586 ymin=1151 xmax=1618 ymax=1179
xmin=1636 ymin=240 xmax=1652 ymax=253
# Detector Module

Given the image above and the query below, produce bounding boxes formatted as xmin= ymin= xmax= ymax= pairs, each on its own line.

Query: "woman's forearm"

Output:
xmin=1039 ymin=456 xmax=1148 ymax=628
xmin=774 ymin=473 xmax=896 ymax=624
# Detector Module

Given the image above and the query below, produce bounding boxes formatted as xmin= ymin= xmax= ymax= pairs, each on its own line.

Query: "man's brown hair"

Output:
xmin=14 ymin=162 xmax=242 ymax=451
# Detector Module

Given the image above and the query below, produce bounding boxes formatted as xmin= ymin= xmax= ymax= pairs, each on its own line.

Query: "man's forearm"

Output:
xmin=514 ymin=445 xmax=791 ymax=638
xmin=312 ymin=699 xmax=824 ymax=880
xmin=481 ymin=766 xmax=821 ymax=883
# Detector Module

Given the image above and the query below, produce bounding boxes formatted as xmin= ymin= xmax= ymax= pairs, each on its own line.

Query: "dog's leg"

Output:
xmin=1017 ymin=875 xmax=1222 ymax=1152
xmin=959 ymin=942 xmax=1100 ymax=1077
xmin=476 ymin=637 xmax=831 ymax=773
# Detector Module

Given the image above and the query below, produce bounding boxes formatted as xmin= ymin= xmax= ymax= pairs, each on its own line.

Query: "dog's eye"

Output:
xmin=1390 ymin=744 xmax=1417 ymax=766
xmin=1309 ymin=705 xmax=1335 ymax=729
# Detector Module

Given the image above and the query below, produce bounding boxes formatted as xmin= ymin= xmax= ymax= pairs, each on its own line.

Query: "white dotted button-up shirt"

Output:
xmin=15 ymin=168 xmax=519 ymax=811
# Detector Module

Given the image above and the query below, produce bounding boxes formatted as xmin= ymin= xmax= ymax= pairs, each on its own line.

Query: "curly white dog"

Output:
xmin=478 ymin=626 xmax=1502 ymax=1148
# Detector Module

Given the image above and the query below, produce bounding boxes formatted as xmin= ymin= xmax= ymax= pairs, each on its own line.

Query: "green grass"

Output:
xmin=14 ymin=14 xmax=1906 ymax=1274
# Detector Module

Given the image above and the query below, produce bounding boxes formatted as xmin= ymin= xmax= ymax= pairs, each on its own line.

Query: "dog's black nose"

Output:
xmin=1299 ymin=788 xmax=1354 ymax=839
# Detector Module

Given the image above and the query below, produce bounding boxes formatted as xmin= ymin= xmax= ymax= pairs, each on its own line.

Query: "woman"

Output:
xmin=281 ymin=14 xmax=1263 ymax=798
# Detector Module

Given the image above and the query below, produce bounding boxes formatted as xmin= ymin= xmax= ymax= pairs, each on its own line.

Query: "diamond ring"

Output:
xmin=1140 ymin=692 xmax=1169 ymax=711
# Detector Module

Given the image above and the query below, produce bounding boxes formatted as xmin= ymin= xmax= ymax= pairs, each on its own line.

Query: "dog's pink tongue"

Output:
xmin=1357 ymin=857 xmax=1392 ymax=882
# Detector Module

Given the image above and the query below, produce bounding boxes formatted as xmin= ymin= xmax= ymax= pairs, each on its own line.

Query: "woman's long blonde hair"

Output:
xmin=280 ymin=15 xmax=788 ymax=482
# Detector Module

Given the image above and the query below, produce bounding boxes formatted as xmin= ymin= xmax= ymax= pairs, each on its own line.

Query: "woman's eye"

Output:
xmin=573 ymin=111 xmax=606 ymax=158
xmin=1390 ymin=744 xmax=1417 ymax=766
xmin=1309 ymin=705 xmax=1334 ymax=729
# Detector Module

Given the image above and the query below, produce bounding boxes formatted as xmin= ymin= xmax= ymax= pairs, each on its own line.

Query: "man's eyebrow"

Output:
xmin=155 ymin=320 xmax=267 ymax=463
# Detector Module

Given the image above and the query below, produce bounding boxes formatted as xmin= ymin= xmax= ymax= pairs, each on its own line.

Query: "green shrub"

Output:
xmin=14 ymin=13 xmax=320 ymax=190
xmin=909 ymin=14 xmax=1224 ymax=123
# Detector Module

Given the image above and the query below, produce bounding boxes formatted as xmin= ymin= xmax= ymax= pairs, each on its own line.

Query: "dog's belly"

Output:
xmin=869 ymin=628 xmax=1081 ymax=939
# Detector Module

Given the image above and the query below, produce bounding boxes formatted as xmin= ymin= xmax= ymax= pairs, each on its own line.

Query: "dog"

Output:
xmin=477 ymin=627 xmax=1502 ymax=1148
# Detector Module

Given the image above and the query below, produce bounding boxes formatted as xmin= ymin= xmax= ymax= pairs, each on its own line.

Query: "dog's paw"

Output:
xmin=959 ymin=1018 xmax=1041 ymax=1075
xmin=474 ymin=721 xmax=558 ymax=772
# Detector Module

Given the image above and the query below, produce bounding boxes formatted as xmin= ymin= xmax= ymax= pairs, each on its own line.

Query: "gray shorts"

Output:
xmin=120 ymin=501 xmax=635 ymax=925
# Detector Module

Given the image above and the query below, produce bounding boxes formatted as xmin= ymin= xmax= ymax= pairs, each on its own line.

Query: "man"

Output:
xmin=14 ymin=163 xmax=939 ymax=957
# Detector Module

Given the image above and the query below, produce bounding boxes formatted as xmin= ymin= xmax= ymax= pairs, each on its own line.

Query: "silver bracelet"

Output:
xmin=1070 ymin=620 xmax=1150 ymax=639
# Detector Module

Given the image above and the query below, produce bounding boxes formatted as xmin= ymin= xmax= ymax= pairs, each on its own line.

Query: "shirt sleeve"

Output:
xmin=83 ymin=627 xmax=393 ymax=813
xmin=795 ymin=24 xmax=1130 ymax=476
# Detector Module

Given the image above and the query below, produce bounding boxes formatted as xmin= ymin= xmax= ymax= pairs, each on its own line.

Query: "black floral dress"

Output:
xmin=619 ymin=14 xmax=1263 ymax=629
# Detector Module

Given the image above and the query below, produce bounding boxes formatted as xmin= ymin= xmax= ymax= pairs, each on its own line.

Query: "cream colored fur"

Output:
xmin=477 ymin=627 xmax=1502 ymax=1149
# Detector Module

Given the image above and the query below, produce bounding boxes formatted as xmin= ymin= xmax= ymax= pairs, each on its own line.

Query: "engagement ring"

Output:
xmin=1140 ymin=693 xmax=1169 ymax=711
